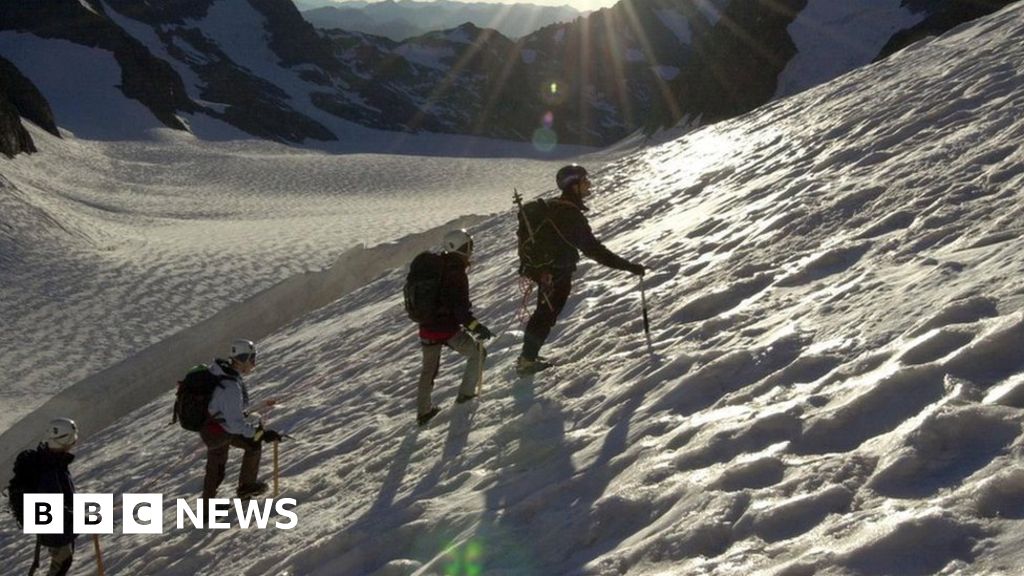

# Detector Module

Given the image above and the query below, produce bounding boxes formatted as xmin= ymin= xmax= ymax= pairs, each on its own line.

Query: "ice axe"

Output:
xmin=474 ymin=337 xmax=485 ymax=396
xmin=27 ymin=540 xmax=41 ymax=575
xmin=639 ymin=276 xmax=652 ymax=351
xmin=93 ymin=534 xmax=107 ymax=576
xmin=272 ymin=432 xmax=297 ymax=498
xmin=273 ymin=440 xmax=280 ymax=498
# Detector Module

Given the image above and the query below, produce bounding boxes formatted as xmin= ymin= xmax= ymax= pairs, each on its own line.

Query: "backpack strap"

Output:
xmin=531 ymin=200 xmax=575 ymax=255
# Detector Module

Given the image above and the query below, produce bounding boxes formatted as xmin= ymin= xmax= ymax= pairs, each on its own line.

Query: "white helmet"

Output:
xmin=46 ymin=417 xmax=78 ymax=449
xmin=442 ymin=229 xmax=474 ymax=258
xmin=231 ymin=339 xmax=257 ymax=359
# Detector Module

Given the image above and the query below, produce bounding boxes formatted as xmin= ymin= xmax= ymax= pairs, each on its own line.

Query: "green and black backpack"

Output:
xmin=172 ymin=365 xmax=224 ymax=432
xmin=517 ymin=198 xmax=570 ymax=276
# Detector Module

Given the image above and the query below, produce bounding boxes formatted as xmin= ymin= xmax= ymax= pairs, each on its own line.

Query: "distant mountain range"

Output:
xmin=292 ymin=0 xmax=345 ymax=9
xmin=301 ymin=0 xmax=582 ymax=41
xmin=1 ymin=0 xmax=1020 ymax=157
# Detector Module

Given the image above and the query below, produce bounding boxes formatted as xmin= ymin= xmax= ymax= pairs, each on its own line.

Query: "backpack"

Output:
xmin=5 ymin=448 xmax=42 ymax=527
xmin=403 ymin=251 xmax=446 ymax=323
xmin=172 ymin=365 xmax=224 ymax=432
xmin=517 ymin=198 xmax=567 ymax=276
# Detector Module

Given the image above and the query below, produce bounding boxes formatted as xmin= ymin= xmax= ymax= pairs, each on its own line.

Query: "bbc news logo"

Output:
xmin=22 ymin=494 xmax=298 ymax=533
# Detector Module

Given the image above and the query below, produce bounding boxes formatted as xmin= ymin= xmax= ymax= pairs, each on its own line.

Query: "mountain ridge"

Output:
xmin=0 ymin=0 xmax=1020 ymax=151
xmin=302 ymin=0 xmax=582 ymax=41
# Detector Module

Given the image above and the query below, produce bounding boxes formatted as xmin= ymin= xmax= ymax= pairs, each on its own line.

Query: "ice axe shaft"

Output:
xmin=28 ymin=540 xmax=41 ymax=575
xmin=639 ymin=276 xmax=652 ymax=348
xmin=273 ymin=441 xmax=280 ymax=498
xmin=93 ymin=534 xmax=106 ymax=576
xmin=475 ymin=338 xmax=485 ymax=396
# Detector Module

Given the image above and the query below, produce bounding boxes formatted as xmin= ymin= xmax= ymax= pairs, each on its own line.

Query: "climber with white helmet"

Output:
xmin=198 ymin=339 xmax=282 ymax=499
xmin=404 ymin=229 xmax=493 ymax=426
xmin=6 ymin=417 xmax=80 ymax=575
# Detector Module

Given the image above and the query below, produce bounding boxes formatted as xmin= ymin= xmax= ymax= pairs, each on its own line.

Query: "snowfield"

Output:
xmin=3 ymin=3 xmax=1024 ymax=576
xmin=0 ymin=116 xmax=599 ymax=432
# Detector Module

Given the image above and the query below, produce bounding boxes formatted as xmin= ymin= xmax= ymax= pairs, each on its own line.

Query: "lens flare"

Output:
xmin=541 ymin=79 xmax=568 ymax=106
xmin=532 ymin=127 xmax=557 ymax=152
xmin=443 ymin=539 xmax=485 ymax=575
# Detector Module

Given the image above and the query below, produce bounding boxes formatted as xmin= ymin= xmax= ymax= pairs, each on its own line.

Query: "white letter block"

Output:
xmin=123 ymin=494 xmax=164 ymax=534
xmin=23 ymin=494 xmax=63 ymax=534
xmin=73 ymin=494 xmax=114 ymax=534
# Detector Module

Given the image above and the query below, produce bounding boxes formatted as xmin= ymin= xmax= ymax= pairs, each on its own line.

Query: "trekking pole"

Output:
xmin=639 ymin=276 xmax=653 ymax=350
xmin=273 ymin=440 xmax=280 ymax=498
xmin=93 ymin=534 xmax=106 ymax=576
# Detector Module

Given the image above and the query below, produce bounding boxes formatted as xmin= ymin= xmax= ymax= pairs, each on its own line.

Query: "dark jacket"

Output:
xmin=525 ymin=196 xmax=635 ymax=275
xmin=419 ymin=252 xmax=477 ymax=337
xmin=26 ymin=445 xmax=77 ymax=547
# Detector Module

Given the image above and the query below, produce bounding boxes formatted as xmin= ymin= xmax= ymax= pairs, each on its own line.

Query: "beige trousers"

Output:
xmin=200 ymin=428 xmax=262 ymax=498
xmin=418 ymin=331 xmax=486 ymax=415
xmin=45 ymin=543 xmax=73 ymax=576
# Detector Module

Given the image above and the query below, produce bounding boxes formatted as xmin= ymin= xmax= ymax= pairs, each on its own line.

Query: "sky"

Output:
xmin=3 ymin=3 xmax=1024 ymax=575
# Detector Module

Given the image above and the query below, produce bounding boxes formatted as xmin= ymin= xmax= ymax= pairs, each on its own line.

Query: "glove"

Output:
xmin=466 ymin=320 xmax=494 ymax=340
xmin=627 ymin=262 xmax=646 ymax=276
xmin=260 ymin=429 xmax=283 ymax=443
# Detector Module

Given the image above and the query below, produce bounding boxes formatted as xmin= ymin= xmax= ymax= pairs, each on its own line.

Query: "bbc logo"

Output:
xmin=23 ymin=494 xmax=298 ymax=533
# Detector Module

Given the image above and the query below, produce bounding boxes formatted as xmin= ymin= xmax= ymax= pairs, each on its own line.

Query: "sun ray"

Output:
xmin=617 ymin=0 xmax=682 ymax=126
xmin=599 ymin=6 xmax=635 ymax=129
xmin=473 ymin=39 xmax=527 ymax=137
xmin=699 ymin=0 xmax=802 ymax=110
xmin=405 ymin=26 xmax=503 ymax=137
xmin=575 ymin=11 xmax=593 ymax=145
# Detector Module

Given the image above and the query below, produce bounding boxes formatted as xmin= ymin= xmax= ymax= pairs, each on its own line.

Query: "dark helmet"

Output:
xmin=556 ymin=164 xmax=588 ymax=192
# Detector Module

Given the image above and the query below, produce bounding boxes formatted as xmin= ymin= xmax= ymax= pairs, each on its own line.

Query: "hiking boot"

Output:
xmin=236 ymin=481 xmax=269 ymax=499
xmin=516 ymin=356 xmax=552 ymax=377
xmin=455 ymin=393 xmax=477 ymax=404
xmin=417 ymin=406 xmax=440 ymax=427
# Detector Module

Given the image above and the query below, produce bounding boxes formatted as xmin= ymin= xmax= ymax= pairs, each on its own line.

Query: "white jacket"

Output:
xmin=207 ymin=359 xmax=259 ymax=438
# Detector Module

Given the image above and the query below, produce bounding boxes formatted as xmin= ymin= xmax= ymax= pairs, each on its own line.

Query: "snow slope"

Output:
xmin=3 ymin=3 xmax=1024 ymax=576
xmin=0 ymin=116 xmax=604 ymax=432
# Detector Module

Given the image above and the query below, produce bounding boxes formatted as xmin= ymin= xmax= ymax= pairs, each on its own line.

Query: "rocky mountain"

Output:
xmin=302 ymin=0 xmax=582 ymax=41
xmin=0 ymin=56 xmax=58 ymax=157
xmin=0 ymin=0 xmax=1019 ymax=152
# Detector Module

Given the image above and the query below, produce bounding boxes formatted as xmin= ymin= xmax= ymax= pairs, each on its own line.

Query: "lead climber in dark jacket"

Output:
xmin=516 ymin=164 xmax=645 ymax=376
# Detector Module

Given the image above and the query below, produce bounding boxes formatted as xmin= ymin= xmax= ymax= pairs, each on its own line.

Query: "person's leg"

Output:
xmin=229 ymin=435 xmax=263 ymax=490
xmin=447 ymin=331 xmax=486 ymax=398
xmin=417 ymin=341 xmax=443 ymax=415
xmin=200 ymin=428 xmax=231 ymax=499
xmin=45 ymin=543 xmax=73 ymax=576
xmin=522 ymin=272 xmax=572 ymax=360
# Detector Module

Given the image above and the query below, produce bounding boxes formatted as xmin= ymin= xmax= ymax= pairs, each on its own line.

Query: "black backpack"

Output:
xmin=172 ymin=365 xmax=224 ymax=432
xmin=403 ymin=251 xmax=446 ymax=323
xmin=5 ymin=448 xmax=42 ymax=527
xmin=517 ymin=198 xmax=567 ymax=276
